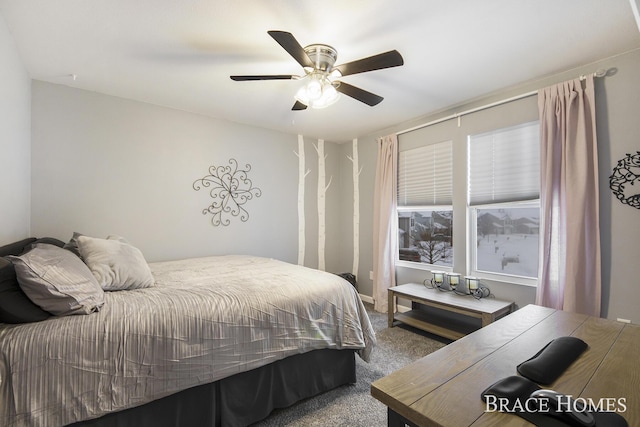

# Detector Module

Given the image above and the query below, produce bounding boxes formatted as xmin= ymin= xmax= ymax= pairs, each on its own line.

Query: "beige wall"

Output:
xmin=30 ymin=81 xmax=347 ymax=272
xmin=0 ymin=13 xmax=31 ymax=243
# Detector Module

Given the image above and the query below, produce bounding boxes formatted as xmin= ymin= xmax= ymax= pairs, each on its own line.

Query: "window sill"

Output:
xmin=394 ymin=262 xmax=537 ymax=288
xmin=471 ymin=272 xmax=538 ymax=288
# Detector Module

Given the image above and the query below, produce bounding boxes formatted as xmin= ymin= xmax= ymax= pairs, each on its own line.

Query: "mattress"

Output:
xmin=0 ymin=255 xmax=375 ymax=427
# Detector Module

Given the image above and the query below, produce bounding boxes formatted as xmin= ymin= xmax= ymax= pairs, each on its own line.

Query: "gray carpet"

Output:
xmin=252 ymin=303 xmax=448 ymax=426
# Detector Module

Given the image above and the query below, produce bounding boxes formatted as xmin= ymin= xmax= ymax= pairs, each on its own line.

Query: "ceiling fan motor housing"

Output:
xmin=303 ymin=44 xmax=338 ymax=73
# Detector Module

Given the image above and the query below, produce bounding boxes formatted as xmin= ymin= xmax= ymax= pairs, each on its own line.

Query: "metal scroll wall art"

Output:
xmin=609 ymin=151 xmax=640 ymax=210
xmin=193 ymin=159 xmax=262 ymax=226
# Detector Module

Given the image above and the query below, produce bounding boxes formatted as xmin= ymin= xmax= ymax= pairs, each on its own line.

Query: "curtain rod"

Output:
xmin=397 ymin=69 xmax=607 ymax=136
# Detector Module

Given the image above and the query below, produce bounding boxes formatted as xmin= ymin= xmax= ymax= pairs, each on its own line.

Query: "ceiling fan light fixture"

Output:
xmin=295 ymin=73 xmax=340 ymax=109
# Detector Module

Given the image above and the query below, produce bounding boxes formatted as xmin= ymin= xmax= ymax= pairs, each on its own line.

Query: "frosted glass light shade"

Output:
xmin=295 ymin=75 xmax=340 ymax=109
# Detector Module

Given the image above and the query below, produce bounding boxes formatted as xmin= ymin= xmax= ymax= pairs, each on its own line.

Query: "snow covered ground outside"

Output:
xmin=399 ymin=208 xmax=539 ymax=276
xmin=476 ymin=232 xmax=538 ymax=277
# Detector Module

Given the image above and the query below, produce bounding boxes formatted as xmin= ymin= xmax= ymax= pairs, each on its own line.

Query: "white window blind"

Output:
xmin=468 ymin=121 xmax=540 ymax=205
xmin=398 ymin=140 xmax=452 ymax=206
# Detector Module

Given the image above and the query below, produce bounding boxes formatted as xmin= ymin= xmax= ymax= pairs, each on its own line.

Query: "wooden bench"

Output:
xmin=388 ymin=283 xmax=514 ymax=340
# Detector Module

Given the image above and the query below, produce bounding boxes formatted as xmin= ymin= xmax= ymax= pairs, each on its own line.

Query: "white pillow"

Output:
xmin=77 ymin=235 xmax=155 ymax=291
xmin=8 ymin=243 xmax=105 ymax=316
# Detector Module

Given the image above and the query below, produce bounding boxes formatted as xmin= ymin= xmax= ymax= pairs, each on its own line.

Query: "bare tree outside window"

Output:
xmin=398 ymin=210 xmax=453 ymax=266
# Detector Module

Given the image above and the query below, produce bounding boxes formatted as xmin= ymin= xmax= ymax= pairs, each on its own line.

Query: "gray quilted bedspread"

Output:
xmin=0 ymin=255 xmax=375 ymax=427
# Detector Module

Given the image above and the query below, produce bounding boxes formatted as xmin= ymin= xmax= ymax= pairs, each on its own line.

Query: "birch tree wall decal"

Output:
xmin=315 ymin=139 xmax=332 ymax=271
xmin=193 ymin=158 xmax=262 ymax=226
xmin=295 ymin=135 xmax=310 ymax=265
xmin=347 ymin=138 xmax=363 ymax=279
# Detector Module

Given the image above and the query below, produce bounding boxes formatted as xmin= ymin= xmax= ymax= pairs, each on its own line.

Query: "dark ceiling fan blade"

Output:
xmin=267 ymin=30 xmax=315 ymax=69
xmin=292 ymin=101 xmax=308 ymax=111
xmin=335 ymin=82 xmax=384 ymax=106
xmin=333 ymin=50 xmax=404 ymax=77
xmin=230 ymin=75 xmax=296 ymax=81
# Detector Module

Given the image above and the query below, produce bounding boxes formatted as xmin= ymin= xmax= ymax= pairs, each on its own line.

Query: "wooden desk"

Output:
xmin=371 ymin=304 xmax=639 ymax=427
xmin=388 ymin=283 xmax=514 ymax=340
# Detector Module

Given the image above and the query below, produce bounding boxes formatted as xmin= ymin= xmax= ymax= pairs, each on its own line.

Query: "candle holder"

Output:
xmin=457 ymin=276 xmax=480 ymax=295
xmin=431 ymin=271 xmax=446 ymax=289
xmin=447 ymin=273 xmax=461 ymax=291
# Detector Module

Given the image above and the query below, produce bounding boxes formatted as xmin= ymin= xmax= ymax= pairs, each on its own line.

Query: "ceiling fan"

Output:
xmin=230 ymin=31 xmax=404 ymax=110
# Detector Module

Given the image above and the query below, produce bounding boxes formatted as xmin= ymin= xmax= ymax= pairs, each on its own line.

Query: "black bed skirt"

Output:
xmin=70 ymin=349 xmax=356 ymax=427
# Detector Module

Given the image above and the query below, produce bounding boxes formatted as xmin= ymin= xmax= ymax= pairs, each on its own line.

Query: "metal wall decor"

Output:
xmin=193 ymin=158 xmax=262 ymax=226
xmin=609 ymin=151 xmax=640 ymax=209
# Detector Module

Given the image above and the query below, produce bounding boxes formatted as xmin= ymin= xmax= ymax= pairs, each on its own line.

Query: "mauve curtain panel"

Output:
xmin=373 ymin=134 xmax=398 ymax=312
xmin=536 ymin=74 xmax=601 ymax=316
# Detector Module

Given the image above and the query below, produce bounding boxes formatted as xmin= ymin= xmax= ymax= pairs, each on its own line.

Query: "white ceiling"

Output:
xmin=1 ymin=0 xmax=639 ymax=142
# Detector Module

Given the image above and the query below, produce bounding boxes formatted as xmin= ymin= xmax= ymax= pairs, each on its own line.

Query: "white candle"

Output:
xmin=466 ymin=276 xmax=479 ymax=291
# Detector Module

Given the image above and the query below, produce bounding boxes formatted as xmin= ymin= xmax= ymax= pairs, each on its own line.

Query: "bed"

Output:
xmin=0 ymin=236 xmax=375 ymax=427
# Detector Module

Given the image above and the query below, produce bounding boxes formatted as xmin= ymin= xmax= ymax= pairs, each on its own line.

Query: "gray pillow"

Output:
xmin=7 ymin=244 xmax=105 ymax=316
xmin=77 ymin=235 xmax=155 ymax=291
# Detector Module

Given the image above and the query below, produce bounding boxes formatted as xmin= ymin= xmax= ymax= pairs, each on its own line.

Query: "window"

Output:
xmin=397 ymin=141 xmax=453 ymax=267
xmin=395 ymin=95 xmax=539 ymax=288
xmin=468 ymin=121 xmax=540 ymax=285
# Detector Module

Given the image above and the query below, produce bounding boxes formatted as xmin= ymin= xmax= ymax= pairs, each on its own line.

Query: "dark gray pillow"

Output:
xmin=0 ymin=238 xmax=37 ymax=257
xmin=7 ymin=244 xmax=105 ymax=316
xmin=24 ymin=237 xmax=66 ymax=253
xmin=0 ymin=237 xmax=65 ymax=257
xmin=0 ymin=257 xmax=51 ymax=323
